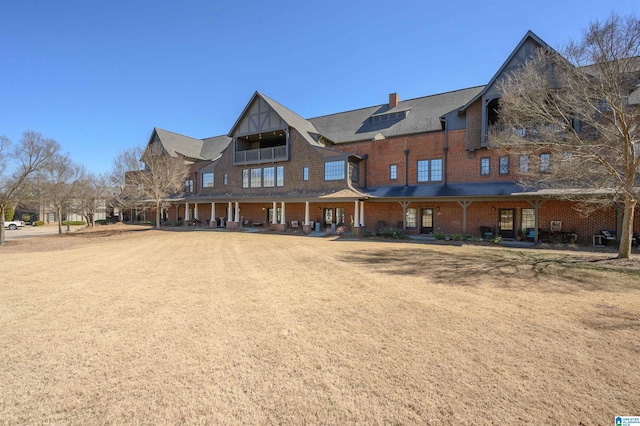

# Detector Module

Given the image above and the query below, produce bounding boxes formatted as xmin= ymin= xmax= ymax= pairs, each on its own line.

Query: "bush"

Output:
xmin=433 ymin=232 xmax=446 ymax=240
xmin=33 ymin=221 xmax=45 ymax=226
xmin=377 ymin=227 xmax=407 ymax=240
xmin=95 ymin=219 xmax=109 ymax=225
xmin=61 ymin=221 xmax=86 ymax=226
xmin=21 ymin=214 xmax=31 ymax=222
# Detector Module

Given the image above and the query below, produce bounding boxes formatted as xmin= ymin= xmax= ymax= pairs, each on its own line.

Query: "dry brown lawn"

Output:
xmin=0 ymin=224 xmax=639 ymax=424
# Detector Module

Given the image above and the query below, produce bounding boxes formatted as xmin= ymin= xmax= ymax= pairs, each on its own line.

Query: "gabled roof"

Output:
xmin=228 ymin=91 xmax=323 ymax=147
xmin=309 ymin=87 xmax=484 ymax=143
xmin=151 ymin=128 xmax=205 ymax=161
xmin=459 ymin=30 xmax=552 ymax=112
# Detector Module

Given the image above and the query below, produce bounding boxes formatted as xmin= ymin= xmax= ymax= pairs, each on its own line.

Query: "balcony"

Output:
xmin=486 ymin=124 xmax=566 ymax=144
xmin=234 ymin=145 xmax=288 ymax=165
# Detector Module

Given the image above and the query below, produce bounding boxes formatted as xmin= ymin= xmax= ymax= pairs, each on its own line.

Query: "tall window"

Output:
xmin=348 ymin=162 xmax=359 ymax=184
xmin=185 ymin=179 xmax=194 ymax=192
xmin=303 ymin=166 xmax=309 ymax=181
xmin=519 ymin=155 xmax=529 ymax=173
xmin=406 ymin=208 xmax=417 ymax=228
xmin=336 ymin=208 xmax=345 ymax=225
xmin=417 ymin=160 xmax=429 ymax=182
xmin=390 ymin=164 xmax=397 ymax=180
xmin=499 ymin=156 xmax=509 ymax=175
xmin=522 ymin=208 xmax=535 ymax=231
xmin=223 ymin=173 xmax=228 ymax=186
xmin=540 ymin=153 xmax=551 ymax=172
xmin=242 ymin=170 xmax=249 ymax=188
xmin=276 ymin=166 xmax=284 ymax=186
xmin=263 ymin=167 xmax=275 ymax=187
xmin=202 ymin=172 xmax=214 ymax=188
xmin=324 ymin=160 xmax=345 ymax=180
xmin=430 ymin=159 xmax=443 ymax=181
xmin=480 ymin=158 xmax=490 ymax=175
xmin=418 ymin=159 xmax=443 ymax=182
xmin=250 ymin=168 xmax=262 ymax=187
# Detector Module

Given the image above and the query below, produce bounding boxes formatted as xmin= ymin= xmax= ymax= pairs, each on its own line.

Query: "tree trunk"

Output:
xmin=618 ymin=198 xmax=636 ymax=259
xmin=0 ymin=205 xmax=5 ymax=246
xmin=57 ymin=206 xmax=63 ymax=234
xmin=155 ymin=201 xmax=161 ymax=229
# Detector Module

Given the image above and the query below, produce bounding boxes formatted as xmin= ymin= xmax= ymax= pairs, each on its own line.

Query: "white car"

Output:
xmin=4 ymin=220 xmax=25 ymax=230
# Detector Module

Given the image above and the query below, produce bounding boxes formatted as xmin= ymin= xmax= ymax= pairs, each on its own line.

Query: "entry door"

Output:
xmin=498 ymin=209 xmax=515 ymax=238
xmin=421 ymin=208 xmax=434 ymax=234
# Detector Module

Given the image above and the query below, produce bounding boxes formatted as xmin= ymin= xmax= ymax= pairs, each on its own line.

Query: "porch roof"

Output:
xmin=363 ymin=182 xmax=531 ymax=199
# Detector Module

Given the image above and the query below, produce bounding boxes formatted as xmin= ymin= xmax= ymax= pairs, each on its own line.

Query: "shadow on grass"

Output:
xmin=342 ymin=246 xmax=640 ymax=293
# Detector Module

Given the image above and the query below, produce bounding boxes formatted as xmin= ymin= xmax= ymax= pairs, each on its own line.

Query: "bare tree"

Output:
xmin=37 ymin=153 xmax=85 ymax=235
xmin=0 ymin=131 xmax=59 ymax=245
xmin=493 ymin=13 xmax=640 ymax=258
xmin=76 ymin=172 xmax=112 ymax=226
xmin=112 ymin=143 xmax=189 ymax=229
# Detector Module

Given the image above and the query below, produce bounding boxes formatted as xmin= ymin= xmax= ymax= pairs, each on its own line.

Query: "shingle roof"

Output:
xmin=154 ymin=128 xmax=205 ymax=160
xmin=200 ymin=135 xmax=232 ymax=160
xmin=308 ymin=86 xmax=484 ymax=143
xmin=258 ymin=92 xmax=323 ymax=147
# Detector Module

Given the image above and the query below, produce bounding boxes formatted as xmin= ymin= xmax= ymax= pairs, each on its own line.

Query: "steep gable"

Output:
xmin=228 ymin=92 xmax=323 ymax=147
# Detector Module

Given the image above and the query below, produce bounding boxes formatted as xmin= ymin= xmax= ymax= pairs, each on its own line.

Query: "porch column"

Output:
xmin=457 ymin=200 xmax=473 ymax=235
xmin=359 ymin=201 xmax=365 ymax=227
xmin=281 ymin=202 xmax=286 ymax=224
xmin=354 ymin=200 xmax=360 ymax=227
xmin=304 ymin=201 xmax=310 ymax=226
xmin=234 ymin=202 xmax=240 ymax=223
xmin=399 ymin=201 xmax=411 ymax=230
xmin=185 ymin=203 xmax=190 ymax=221
xmin=210 ymin=202 xmax=216 ymax=227
xmin=272 ymin=202 xmax=277 ymax=225
xmin=194 ymin=203 xmax=199 ymax=220
xmin=228 ymin=202 xmax=233 ymax=223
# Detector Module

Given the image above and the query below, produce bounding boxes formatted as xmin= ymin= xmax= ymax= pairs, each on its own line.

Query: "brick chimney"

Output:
xmin=389 ymin=93 xmax=399 ymax=109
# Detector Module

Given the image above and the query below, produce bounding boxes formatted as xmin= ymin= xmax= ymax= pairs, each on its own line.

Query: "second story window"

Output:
xmin=480 ymin=158 xmax=490 ymax=176
xmin=263 ymin=167 xmax=275 ymax=187
xmin=250 ymin=168 xmax=262 ymax=188
xmin=185 ymin=179 xmax=194 ymax=193
xmin=540 ymin=153 xmax=551 ymax=172
xmin=303 ymin=166 xmax=309 ymax=181
xmin=324 ymin=160 xmax=345 ymax=181
xmin=242 ymin=170 xmax=249 ymax=188
xmin=223 ymin=173 xmax=228 ymax=185
xmin=276 ymin=166 xmax=284 ymax=187
xmin=390 ymin=164 xmax=397 ymax=180
xmin=499 ymin=157 xmax=510 ymax=175
xmin=519 ymin=156 xmax=529 ymax=173
xmin=202 ymin=172 xmax=214 ymax=188
xmin=417 ymin=159 xmax=443 ymax=182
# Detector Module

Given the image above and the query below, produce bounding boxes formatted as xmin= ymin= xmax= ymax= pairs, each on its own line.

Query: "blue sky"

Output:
xmin=1 ymin=0 xmax=638 ymax=174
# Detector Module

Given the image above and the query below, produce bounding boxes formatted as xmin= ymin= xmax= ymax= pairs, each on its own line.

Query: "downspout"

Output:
xmin=404 ymin=149 xmax=410 ymax=187
xmin=443 ymin=118 xmax=449 ymax=185
xmin=362 ymin=154 xmax=368 ymax=189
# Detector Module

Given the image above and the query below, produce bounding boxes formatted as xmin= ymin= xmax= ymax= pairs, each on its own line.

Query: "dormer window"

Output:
xmin=370 ymin=109 xmax=410 ymax=123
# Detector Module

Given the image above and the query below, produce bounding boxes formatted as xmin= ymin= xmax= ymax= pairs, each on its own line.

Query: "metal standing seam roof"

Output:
xmin=363 ymin=182 xmax=531 ymax=199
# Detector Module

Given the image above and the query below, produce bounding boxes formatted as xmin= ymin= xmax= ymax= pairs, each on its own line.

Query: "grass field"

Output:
xmin=1 ymin=225 xmax=639 ymax=424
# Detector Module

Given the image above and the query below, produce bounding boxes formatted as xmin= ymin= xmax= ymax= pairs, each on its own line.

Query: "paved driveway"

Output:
xmin=3 ymin=225 xmax=86 ymax=241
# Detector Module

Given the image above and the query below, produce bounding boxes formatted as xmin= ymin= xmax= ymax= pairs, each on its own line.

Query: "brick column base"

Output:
xmin=226 ymin=222 xmax=241 ymax=229
xmin=303 ymin=224 xmax=312 ymax=234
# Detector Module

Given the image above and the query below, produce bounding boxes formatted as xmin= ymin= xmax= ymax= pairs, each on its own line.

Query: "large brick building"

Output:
xmin=141 ymin=31 xmax=636 ymax=243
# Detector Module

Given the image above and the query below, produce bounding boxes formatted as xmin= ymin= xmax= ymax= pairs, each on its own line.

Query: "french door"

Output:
xmin=421 ymin=208 xmax=434 ymax=234
xmin=498 ymin=209 xmax=516 ymax=238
